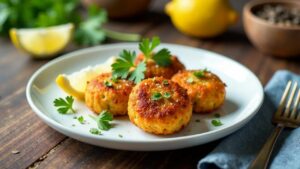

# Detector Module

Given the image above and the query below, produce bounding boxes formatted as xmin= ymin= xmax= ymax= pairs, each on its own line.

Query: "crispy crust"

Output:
xmin=172 ymin=70 xmax=226 ymax=114
xmin=85 ymin=73 xmax=134 ymax=115
xmin=128 ymin=77 xmax=192 ymax=135
xmin=135 ymin=53 xmax=185 ymax=79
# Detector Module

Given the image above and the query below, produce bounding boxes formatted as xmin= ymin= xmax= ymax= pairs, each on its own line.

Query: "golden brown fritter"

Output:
xmin=135 ymin=53 xmax=185 ymax=79
xmin=85 ymin=73 xmax=134 ymax=116
xmin=128 ymin=77 xmax=192 ymax=135
xmin=172 ymin=70 xmax=226 ymax=114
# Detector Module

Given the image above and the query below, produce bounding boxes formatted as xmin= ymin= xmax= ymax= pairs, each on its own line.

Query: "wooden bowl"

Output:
xmin=243 ymin=0 xmax=300 ymax=57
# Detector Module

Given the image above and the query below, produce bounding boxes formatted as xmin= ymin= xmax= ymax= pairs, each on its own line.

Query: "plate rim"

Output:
xmin=26 ymin=43 xmax=264 ymax=144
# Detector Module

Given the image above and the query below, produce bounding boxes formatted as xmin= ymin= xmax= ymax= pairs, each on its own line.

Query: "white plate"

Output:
xmin=26 ymin=43 xmax=264 ymax=151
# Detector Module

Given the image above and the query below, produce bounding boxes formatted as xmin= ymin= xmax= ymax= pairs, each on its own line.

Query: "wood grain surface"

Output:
xmin=1 ymin=1 xmax=300 ymax=169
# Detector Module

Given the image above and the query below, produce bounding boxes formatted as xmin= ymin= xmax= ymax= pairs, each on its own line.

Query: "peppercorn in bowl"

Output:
xmin=243 ymin=0 xmax=300 ymax=57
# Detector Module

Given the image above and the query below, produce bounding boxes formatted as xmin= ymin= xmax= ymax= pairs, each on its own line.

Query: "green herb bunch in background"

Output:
xmin=0 ymin=0 xmax=140 ymax=45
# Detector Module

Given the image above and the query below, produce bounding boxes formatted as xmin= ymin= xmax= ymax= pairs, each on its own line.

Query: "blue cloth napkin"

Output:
xmin=198 ymin=70 xmax=300 ymax=169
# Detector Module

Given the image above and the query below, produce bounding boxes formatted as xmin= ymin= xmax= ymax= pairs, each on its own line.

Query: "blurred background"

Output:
xmin=1 ymin=0 xmax=299 ymax=58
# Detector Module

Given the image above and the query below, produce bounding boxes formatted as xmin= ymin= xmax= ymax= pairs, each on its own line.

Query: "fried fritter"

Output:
xmin=172 ymin=70 xmax=226 ymax=114
xmin=85 ymin=73 xmax=134 ymax=115
xmin=128 ymin=77 xmax=192 ymax=135
xmin=135 ymin=53 xmax=185 ymax=79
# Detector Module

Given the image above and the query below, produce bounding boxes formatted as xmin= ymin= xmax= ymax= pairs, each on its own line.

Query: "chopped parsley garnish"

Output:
xmin=186 ymin=77 xmax=194 ymax=84
xmin=72 ymin=124 xmax=76 ymax=127
xmin=214 ymin=113 xmax=221 ymax=118
xmin=139 ymin=37 xmax=171 ymax=67
xmin=78 ymin=116 xmax=85 ymax=124
xmin=73 ymin=116 xmax=78 ymax=119
xmin=163 ymin=92 xmax=171 ymax=99
xmin=112 ymin=49 xmax=146 ymax=84
xmin=211 ymin=119 xmax=223 ymax=126
xmin=110 ymin=77 xmax=117 ymax=82
xmin=151 ymin=92 xmax=162 ymax=101
xmin=104 ymin=80 xmax=113 ymax=87
xmin=53 ymin=96 xmax=75 ymax=114
xmin=193 ymin=70 xmax=205 ymax=78
xmin=163 ymin=80 xmax=169 ymax=85
xmin=89 ymin=110 xmax=113 ymax=131
xmin=151 ymin=92 xmax=171 ymax=101
xmin=89 ymin=128 xmax=101 ymax=135
xmin=118 ymin=134 xmax=123 ymax=138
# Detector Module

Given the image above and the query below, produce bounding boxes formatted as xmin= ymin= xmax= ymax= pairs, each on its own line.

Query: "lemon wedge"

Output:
xmin=10 ymin=23 xmax=74 ymax=58
xmin=55 ymin=57 xmax=116 ymax=100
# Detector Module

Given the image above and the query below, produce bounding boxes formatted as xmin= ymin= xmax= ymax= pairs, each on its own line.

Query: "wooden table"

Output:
xmin=1 ymin=1 xmax=300 ymax=169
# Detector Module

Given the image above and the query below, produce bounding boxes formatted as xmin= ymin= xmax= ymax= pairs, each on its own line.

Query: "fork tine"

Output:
xmin=283 ymin=82 xmax=298 ymax=118
xmin=290 ymin=88 xmax=300 ymax=119
xmin=275 ymin=81 xmax=292 ymax=118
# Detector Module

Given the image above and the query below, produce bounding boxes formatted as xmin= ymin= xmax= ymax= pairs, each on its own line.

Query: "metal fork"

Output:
xmin=249 ymin=81 xmax=300 ymax=169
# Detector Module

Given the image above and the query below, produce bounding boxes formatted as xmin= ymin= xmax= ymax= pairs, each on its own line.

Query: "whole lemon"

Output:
xmin=165 ymin=0 xmax=238 ymax=38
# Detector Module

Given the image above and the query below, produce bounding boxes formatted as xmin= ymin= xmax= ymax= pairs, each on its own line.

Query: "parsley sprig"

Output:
xmin=112 ymin=50 xmax=146 ymax=84
xmin=139 ymin=37 xmax=171 ymax=67
xmin=89 ymin=110 xmax=113 ymax=131
xmin=111 ymin=37 xmax=172 ymax=84
xmin=53 ymin=96 xmax=75 ymax=114
xmin=0 ymin=2 xmax=140 ymax=46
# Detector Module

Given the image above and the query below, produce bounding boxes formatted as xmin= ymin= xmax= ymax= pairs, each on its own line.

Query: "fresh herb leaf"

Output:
xmin=139 ymin=37 xmax=171 ymax=66
xmin=152 ymin=48 xmax=171 ymax=66
xmin=0 ymin=2 xmax=140 ymax=45
xmin=139 ymin=37 xmax=160 ymax=59
xmin=128 ymin=61 xmax=146 ymax=84
xmin=118 ymin=134 xmax=123 ymax=138
xmin=53 ymin=96 xmax=75 ymax=114
xmin=104 ymin=80 xmax=113 ymax=87
xmin=186 ymin=77 xmax=194 ymax=84
xmin=89 ymin=110 xmax=113 ymax=131
xmin=98 ymin=110 xmax=113 ymax=121
xmin=163 ymin=92 xmax=171 ymax=99
xmin=211 ymin=119 xmax=223 ymax=126
xmin=151 ymin=92 xmax=162 ymax=101
xmin=78 ymin=116 xmax=85 ymax=124
xmin=74 ymin=5 xmax=107 ymax=46
xmin=0 ymin=0 xmax=80 ymax=35
xmin=112 ymin=50 xmax=146 ymax=84
xmin=194 ymin=70 xmax=205 ymax=78
xmin=112 ymin=50 xmax=136 ymax=79
xmin=89 ymin=128 xmax=101 ymax=135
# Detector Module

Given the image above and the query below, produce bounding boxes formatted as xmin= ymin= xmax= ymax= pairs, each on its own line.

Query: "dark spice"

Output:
xmin=254 ymin=4 xmax=300 ymax=27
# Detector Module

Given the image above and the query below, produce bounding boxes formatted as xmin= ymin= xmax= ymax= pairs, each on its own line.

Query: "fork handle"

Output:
xmin=249 ymin=125 xmax=284 ymax=169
